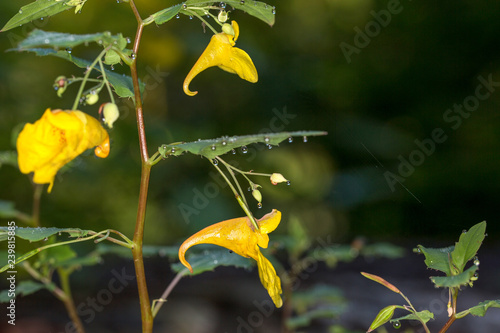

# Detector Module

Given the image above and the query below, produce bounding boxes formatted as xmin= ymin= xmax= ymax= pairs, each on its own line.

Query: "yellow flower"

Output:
xmin=183 ymin=20 xmax=258 ymax=96
xmin=16 ymin=108 xmax=110 ymax=192
xmin=179 ymin=209 xmax=283 ymax=307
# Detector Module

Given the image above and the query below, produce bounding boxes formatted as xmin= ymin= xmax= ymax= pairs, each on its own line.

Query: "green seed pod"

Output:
xmin=221 ymin=23 xmax=234 ymax=36
xmin=252 ymin=189 xmax=262 ymax=203
xmin=53 ymin=76 xmax=67 ymax=98
xmin=102 ymin=103 xmax=120 ymax=128
xmin=86 ymin=93 xmax=99 ymax=105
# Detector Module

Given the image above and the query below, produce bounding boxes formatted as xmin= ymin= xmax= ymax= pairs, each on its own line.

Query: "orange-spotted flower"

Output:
xmin=179 ymin=209 xmax=283 ymax=307
xmin=183 ymin=20 xmax=258 ymax=96
xmin=16 ymin=108 xmax=110 ymax=192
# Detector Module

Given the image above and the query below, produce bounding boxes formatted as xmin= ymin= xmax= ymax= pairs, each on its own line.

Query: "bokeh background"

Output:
xmin=1 ymin=0 xmax=500 ymax=332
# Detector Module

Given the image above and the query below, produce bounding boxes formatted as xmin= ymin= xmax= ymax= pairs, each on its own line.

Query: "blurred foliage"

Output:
xmin=1 ymin=0 xmax=498 ymax=247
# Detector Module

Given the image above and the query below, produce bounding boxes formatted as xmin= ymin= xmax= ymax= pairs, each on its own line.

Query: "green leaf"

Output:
xmin=1 ymin=0 xmax=74 ymax=32
xmin=286 ymin=305 xmax=344 ymax=330
xmin=416 ymin=245 xmax=454 ymax=275
xmin=151 ymin=3 xmax=183 ymax=25
xmin=16 ymin=29 xmax=128 ymax=51
xmin=16 ymin=48 xmax=142 ymax=99
xmin=291 ymin=284 xmax=344 ymax=314
xmin=0 ymin=151 xmax=18 ymax=169
xmin=309 ymin=244 xmax=358 ymax=268
xmin=171 ymin=246 xmax=253 ymax=275
xmin=361 ymin=242 xmax=405 ymax=259
xmin=183 ymin=1 xmax=276 ymax=26
xmin=451 ymin=221 xmax=486 ymax=273
xmin=159 ymin=130 xmax=328 ymax=160
xmin=466 ymin=300 xmax=500 ymax=317
xmin=0 ymin=226 xmax=91 ymax=242
xmin=37 ymin=244 xmax=77 ymax=267
xmin=96 ymin=243 xmax=178 ymax=260
xmin=0 ymin=281 xmax=48 ymax=302
xmin=392 ymin=310 xmax=434 ymax=324
xmin=367 ymin=305 xmax=397 ymax=332
xmin=430 ymin=265 xmax=478 ymax=288
xmin=0 ymin=201 xmax=19 ymax=220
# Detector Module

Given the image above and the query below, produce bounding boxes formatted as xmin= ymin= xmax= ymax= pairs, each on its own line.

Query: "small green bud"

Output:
xmin=53 ymin=76 xmax=67 ymax=97
xmin=218 ymin=10 xmax=228 ymax=23
xmin=270 ymin=173 xmax=288 ymax=185
xmin=221 ymin=23 xmax=234 ymax=36
xmin=101 ymin=103 xmax=120 ymax=128
xmin=85 ymin=93 xmax=99 ymax=105
xmin=252 ymin=189 xmax=262 ymax=203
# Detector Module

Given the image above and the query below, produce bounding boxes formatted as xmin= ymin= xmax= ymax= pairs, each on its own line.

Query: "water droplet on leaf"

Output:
xmin=66 ymin=47 xmax=72 ymax=54
xmin=303 ymin=136 xmax=308 ymax=143
xmin=240 ymin=0 xmax=245 ymax=4
xmin=257 ymin=203 xmax=263 ymax=209
xmin=288 ymin=136 xmax=293 ymax=143
xmin=231 ymin=149 xmax=236 ymax=154
xmin=131 ymin=52 xmax=136 ymax=59
xmin=183 ymin=3 xmax=187 ymax=9
xmin=272 ymin=6 xmax=276 ymax=14
xmin=213 ymin=159 xmax=218 ymax=166
xmin=220 ymin=2 xmax=226 ymax=8
xmin=393 ymin=321 xmax=401 ymax=329
xmin=286 ymin=181 xmax=291 ymax=186
xmin=474 ymin=257 xmax=480 ymax=266
xmin=176 ymin=14 xmax=180 ymax=19
xmin=126 ymin=37 xmax=131 ymax=43
xmin=211 ymin=145 xmax=216 ymax=151
xmin=19 ymin=9 xmax=23 ymax=14
xmin=241 ymin=146 xmax=248 ymax=153
xmin=170 ymin=147 xmax=176 ymax=154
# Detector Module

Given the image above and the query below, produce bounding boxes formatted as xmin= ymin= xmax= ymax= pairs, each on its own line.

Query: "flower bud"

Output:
xmin=221 ymin=23 xmax=234 ymax=36
xmin=101 ymin=103 xmax=120 ymax=128
xmin=218 ymin=10 xmax=228 ymax=23
xmin=252 ymin=189 xmax=262 ymax=203
xmin=53 ymin=76 xmax=67 ymax=97
xmin=85 ymin=93 xmax=99 ymax=105
xmin=270 ymin=173 xmax=288 ymax=185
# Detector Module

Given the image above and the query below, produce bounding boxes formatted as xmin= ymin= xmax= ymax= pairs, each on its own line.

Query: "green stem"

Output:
xmin=71 ymin=49 xmax=107 ymax=110
xmin=98 ymin=59 xmax=116 ymax=105
xmin=32 ymin=183 xmax=43 ymax=227
xmin=439 ymin=288 xmax=458 ymax=333
xmin=151 ymin=270 xmax=186 ymax=318
xmin=184 ymin=8 xmax=219 ymax=34
xmin=58 ymin=268 xmax=86 ymax=333
xmin=400 ymin=292 xmax=431 ymax=333
xmin=129 ymin=1 xmax=153 ymax=333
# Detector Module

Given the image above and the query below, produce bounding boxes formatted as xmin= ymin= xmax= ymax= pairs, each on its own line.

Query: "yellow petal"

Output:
xmin=16 ymin=108 xmax=109 ymax=192
xmin=178 ymin=215 xmax=259 ymax=273
xmin=256 ymin=251 xmax=283 ymax=308
xmin=183 ymin=21 xmax=257 ymax=96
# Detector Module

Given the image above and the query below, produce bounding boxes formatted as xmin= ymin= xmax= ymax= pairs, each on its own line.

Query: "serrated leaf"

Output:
xmin=451 ymin=221 xmax=486 ymax=273
xmin=392 ymin=310 xmax=434 ymax=324
xmin=417 ymin=245 xmax=454 ymax=275
xmin=183 ymin=1 xmax=276 ymax=26
xmin=0 ymin=281 xmax=48 ymax=302
xmin=467 ymin=300 xmax=500 ymax=317
xmin=15 ymin=48 xmax=143 ymax=99
xmin=1 ymin=0 xmax=71 ymax=32
xmin=0 ymin=226 xmax=91 ymax=242
xmin=159 ymin=130 xmax=327 ymax=160
xmin=16 ymin=29 xmax=128 ymax=51
xmin=367 ymin=305 xmax=397 ymax=332
xmin=171 ymin=247 xmax=253 ymax=275
xmin=151 ymin=3 xmax=183 ymax=25
xmin=430 ymin=265 xmax=478 ymax=288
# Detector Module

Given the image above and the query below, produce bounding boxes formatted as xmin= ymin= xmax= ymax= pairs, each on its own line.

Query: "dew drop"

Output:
xmin=474 ymin=256 xmax=480 ymax=266
xmin=220 ymin=2 xmax=226 ymax=8
xmin=98 ymin=39 xmax=103 ymax=45
xmin=44 ymin=38 xmax=50 ymax=44
xmin=170 ymin=147 xmax=176 ymax=154
xmin=189 ymin=15 xmax=193 ymax=20
xmin=182 ymin=3 xmax=187 ymax=9
xmin=176 ymin=14 xmax=180 ymax=19
xmin=126 ymin=37 xmax=131 ymax=43
xmin=247 ymin=187 xmax=252 ymax=192
xmin=213 ymin=159 xmax=218 ymax=166
xmin=241 ymin=146 xmax=248 ymax=153
xmin=116 ymin=0 xmax=120 ymax=3
xmin=19 ymin=9 xmax=23 ymax=14
xmin=272 ymin=6 xmax=276 ymax=14
xmin=286 ymin=181 xmax=291 ymax=186
xmin=474 ymin=272 xmax=479 ymax=278
xmin=416 ymin=247 xmax=422 ymax=253
xmin=221 ymin=140 xmax=227 ymax=146
xmin=66 ymin=47 xmax=72 ymax=54
xmin=462 ymin=229 xmax=467 ymax=234
xmin=267 ymin=144 xmax=272 ymax=150
xmin=131 ymin=52 xmax=136 ymax=60
xmin=288 ymin=136 xmax=293 ymax=143
xmin=231 ymin=149 xmax=236 ymax=154
xmin=303 ymin=136 xmax=308 ymax=143
xmin=257 ymin=203 xmax=263 ymax=209
xmin=44 ymin=237 xmax=48 ymax=241
xmin=40 ymin=17 xmax=44 ymax=21
xmin=393 ymin=321 xmax=401 ymax=329
xmin=240 ymin=0 xmax=245 ymax=4
xmin=110 ymin=64 xmax=115 ymax=70
xmin=264 ymin=136 xmax=270 ymax=143
xmin=211 ymin=144 xmax=216 ymax=151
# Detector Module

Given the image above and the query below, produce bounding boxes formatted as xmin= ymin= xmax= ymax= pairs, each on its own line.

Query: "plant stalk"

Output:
xmin=58 ymin=268 xmax=86 ymax=333
xmin=129 ymin=1 xmax=153 ymax=332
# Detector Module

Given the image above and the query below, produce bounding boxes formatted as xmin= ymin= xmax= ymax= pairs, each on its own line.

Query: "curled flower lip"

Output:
xmin=183 ymin=20 xmax=258 ymax=96
xmin=178 ymin=209 xmax=283 ymax=307
xmin=16 ymin=108 xmax=110 ymax=192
